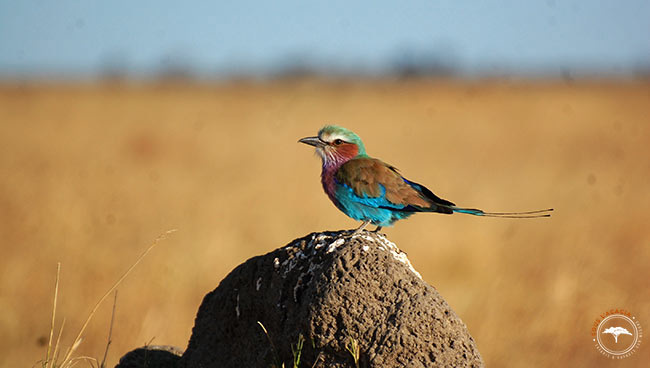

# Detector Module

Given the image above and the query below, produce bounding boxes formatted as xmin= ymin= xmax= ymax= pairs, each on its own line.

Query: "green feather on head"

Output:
xmin=318 ymin=125 xmax=367 ymax=156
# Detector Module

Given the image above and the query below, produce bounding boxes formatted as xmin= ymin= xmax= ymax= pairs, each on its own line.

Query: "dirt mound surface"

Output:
xmin=177 ymin=230 xmax=483 ymax=367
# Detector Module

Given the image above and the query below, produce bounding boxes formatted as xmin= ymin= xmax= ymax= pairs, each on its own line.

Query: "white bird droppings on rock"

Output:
xmin=327 ymin=237 xmax=345 ymax=253
xmin=281 ymin=231 xmax=422 ymax=279
xmin=388 ymin=249 xmax=422 ymax=279
xmin=353 ymin=233 xmax=422 ymax=279
xmin=312 ymin=233 xmax=330 ymax=250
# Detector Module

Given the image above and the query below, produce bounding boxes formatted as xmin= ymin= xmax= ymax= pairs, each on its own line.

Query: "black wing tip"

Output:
xmin=404 ymin=179 xmax=456 ymax=207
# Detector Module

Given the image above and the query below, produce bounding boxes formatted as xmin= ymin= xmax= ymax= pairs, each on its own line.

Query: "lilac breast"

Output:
xmin=321 ymin=163 xmax=343 ymax=208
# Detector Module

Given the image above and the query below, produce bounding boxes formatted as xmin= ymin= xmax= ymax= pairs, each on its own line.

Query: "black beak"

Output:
xmin=298 ymin=136 xmax=326 ymax=147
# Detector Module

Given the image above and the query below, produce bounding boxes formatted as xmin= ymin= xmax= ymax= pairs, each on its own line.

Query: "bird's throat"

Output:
xmin=320 ymin=161 xmax=345 ymax=207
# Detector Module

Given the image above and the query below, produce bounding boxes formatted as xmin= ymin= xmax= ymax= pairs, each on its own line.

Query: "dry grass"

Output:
xmin=39 ymin=230 xmax=174 ymax=368
xmin=1 ymin=78 xmax=649 ymax=367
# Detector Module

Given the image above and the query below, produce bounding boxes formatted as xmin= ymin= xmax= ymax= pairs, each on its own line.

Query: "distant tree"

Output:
xmin=390 ymin=46 xmax=458 ymax=79
xmin=99 ymin=50 xmax=130 ymax=81
xmin=157 ymin=50 xmax=196 ymax=81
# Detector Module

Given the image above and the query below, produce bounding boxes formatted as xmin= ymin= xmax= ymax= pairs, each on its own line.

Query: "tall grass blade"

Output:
xmin=45 ymin=263 xmax=61 ymax=367
xmin=60 ymin=229 xmax=177 ymax=366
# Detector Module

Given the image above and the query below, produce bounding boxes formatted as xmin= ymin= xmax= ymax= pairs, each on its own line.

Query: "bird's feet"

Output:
xmin=352 ymin=222 xmax=383 ymax=235
xmin=352 ymin=221 xmax=371 ymax=235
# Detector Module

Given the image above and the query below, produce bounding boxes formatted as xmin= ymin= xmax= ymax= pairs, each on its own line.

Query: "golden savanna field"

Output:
xmin=1 ymin=79 xmax=649 ymax=367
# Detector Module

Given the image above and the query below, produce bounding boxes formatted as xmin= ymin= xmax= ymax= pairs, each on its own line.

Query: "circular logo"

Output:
xmin=592 ymin=309 xmax=642 ymax=359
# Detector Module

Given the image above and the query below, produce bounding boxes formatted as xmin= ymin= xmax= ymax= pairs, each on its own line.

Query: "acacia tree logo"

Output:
xmin=602 ymin=326 xmax=632 ymax=343
xmin=592 ymin=309 xmax=642 ymax=359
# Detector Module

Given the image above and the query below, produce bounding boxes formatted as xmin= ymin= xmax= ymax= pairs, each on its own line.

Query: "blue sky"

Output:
xmin=1 ymin=0 xmax=649 ymax=78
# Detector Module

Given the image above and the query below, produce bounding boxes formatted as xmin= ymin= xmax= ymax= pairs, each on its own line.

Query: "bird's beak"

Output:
xmin=298 ymin=136 xmax=326 ymax=147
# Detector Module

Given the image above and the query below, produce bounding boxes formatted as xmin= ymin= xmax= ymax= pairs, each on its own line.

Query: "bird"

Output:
xmin=299 ymin=125 xmax=552 ymax=234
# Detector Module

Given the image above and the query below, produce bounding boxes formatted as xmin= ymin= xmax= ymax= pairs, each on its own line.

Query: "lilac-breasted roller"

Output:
xmin=299 ymin=125 xmax=552 ymax=233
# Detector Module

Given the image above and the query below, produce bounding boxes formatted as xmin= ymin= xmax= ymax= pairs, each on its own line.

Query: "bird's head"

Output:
xmin=299 ymin=125 xmax=366 ymax=167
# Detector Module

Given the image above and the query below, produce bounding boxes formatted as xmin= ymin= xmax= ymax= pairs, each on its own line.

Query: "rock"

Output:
xmin=115 ymin=345 xmax=182 ymax=368
xmin=177 ymin=230 xmax=484 ymax=368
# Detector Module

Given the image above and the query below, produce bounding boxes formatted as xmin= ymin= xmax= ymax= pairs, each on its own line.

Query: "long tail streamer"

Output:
xmin=451 ymin=207 xmax=553 ymax=218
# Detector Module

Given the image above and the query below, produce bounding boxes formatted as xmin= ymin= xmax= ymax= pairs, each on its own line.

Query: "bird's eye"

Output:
xmin=333 ymin=139 xmax=343 ymax=145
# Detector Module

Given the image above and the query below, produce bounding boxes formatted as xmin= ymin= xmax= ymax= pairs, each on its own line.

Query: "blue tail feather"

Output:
xmin=452 ymin=207 xmax=485 ymax=216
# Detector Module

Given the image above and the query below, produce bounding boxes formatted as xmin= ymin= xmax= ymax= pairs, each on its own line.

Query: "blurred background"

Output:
xmin=1 ymin=1 xmax=649 ymax=367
